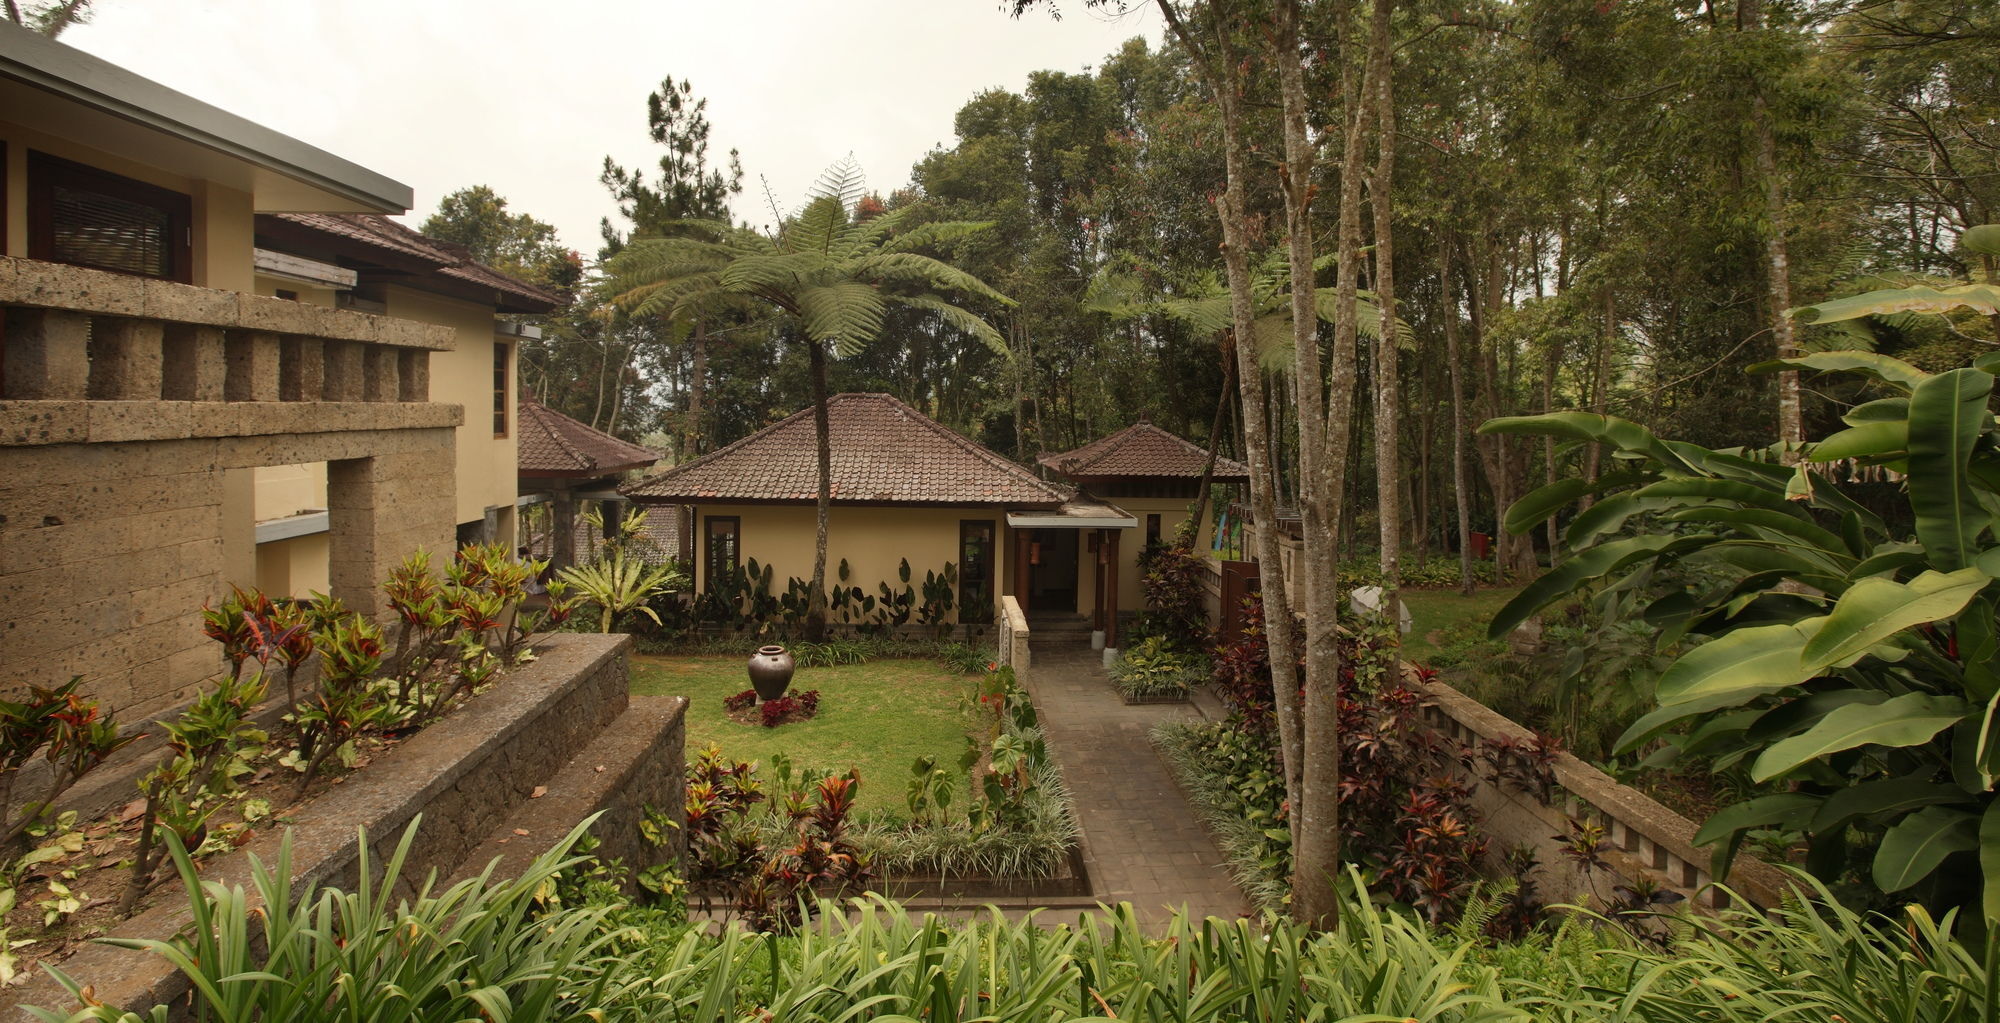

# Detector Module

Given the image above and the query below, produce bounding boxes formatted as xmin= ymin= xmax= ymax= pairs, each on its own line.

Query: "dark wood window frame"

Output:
xmin=1146 ymin=513 xmax=1162 ymax=546
xmin=960 ymin=519 xmax=997 ymax=625
xmin=492 ymin=341 xmax=511 ymax=437
xmin=27 ymin=151 xmax=193 ymax=283
xmin=704 ymin=515 xmax=741 ymax=594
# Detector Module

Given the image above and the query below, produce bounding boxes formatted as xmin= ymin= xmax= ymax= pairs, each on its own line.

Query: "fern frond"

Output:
xmin=797 ymin=281 xmax=887 ymax=355
xmin=880 ymin=219 xmax=1000 ymax=255
xmin=850 ymin=252 xmax=1012 ymax=305
xmin=807 ymin=154 xmax=867 ymax=211
xmin=897 ymin=294 xmax=1008 ymax=357
xmin=1157 ymin=294 xmax=1231 ymax=335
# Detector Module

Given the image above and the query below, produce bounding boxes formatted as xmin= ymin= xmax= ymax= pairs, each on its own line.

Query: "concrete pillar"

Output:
xmin=327 ymin=447 xmax=456 ymax=618
xmin=398 ymin=349 xmax=430 ymax=402
xmin=223 ymin=330 xmax=280 ymax=401
xmin=220 ymin=467 xmax=257 ymax=589
xmin=362 ymin=346 xmax=399 ymax=402
xmin=86 ymin=318 xmax=164 ymax=400
xmin=279 ymin=336 xmax=325 ymax=401
xmin=2 ymin=308 xmax=90 ymax=399
xmin=161 ymin=325 xmax=226 ymax=401
xmin=322 ymin=341 xmax=364 ymax=401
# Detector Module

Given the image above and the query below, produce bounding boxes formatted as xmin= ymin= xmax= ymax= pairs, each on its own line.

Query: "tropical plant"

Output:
xmin=1108 ymin=635 xmax=1206 ymax=701
xmin=559 ymin=552 xmax=687 ymax=632
xmin=1483 ymin=348 xmax=2000 ymax=917
xmin=123 ymin=673 xmax=267 ymax=912
xmin=603 ymin=159 xmax=1012 ymax=636
xmin=0 ymin=678 xmax=134 ymax=854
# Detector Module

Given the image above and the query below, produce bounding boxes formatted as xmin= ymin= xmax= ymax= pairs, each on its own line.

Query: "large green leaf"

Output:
xmin=1749 ymin=693 xmax=1969 ymax=782
xmin=1872 ymin=806 xmax=1978 ymax=893
xmin=1810 ymin=421 xmax=1909 ymax=462
xmin=1505 ymin=477 xmax=1598 ymax=536
xmin=1665 ymin=507 xmax=1847 ymax=554
xmin=1983 ymin=801 xmax=2000 ymax=924
xmin=1808 ymin=775 xmax=1967 ymax=833
xmin=1615 ymin=690 xmax=1759 ymax=753
xmin=1694 ymin=793 xmax=1817 ymax=881
xmin=1907 ymin=368 xmax=1996 ymax=571
xmin=1798 ymin=567 xmax=1990 ymax=670
xmin=1790 ymin=287 xmax=2000 ymax=328
xmin=1842 ymin=397 xmax=1910 ymax=426
xmin=1478 ymin=412 xmax=1695 ymax=473
xmin=1487 ymin=534 xmax=1710 ymax=638
xmin=1653 ymin=619 xmax=1825 ymax=708
xmin=1963 ymin=224 xmax=2000 ymax=257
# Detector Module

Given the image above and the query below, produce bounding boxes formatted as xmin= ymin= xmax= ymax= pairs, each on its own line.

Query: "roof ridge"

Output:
xmin=525 ymin=400 xmax=594 ymax=469
xmin=864 ymin=393 xmax=1070 ymax=503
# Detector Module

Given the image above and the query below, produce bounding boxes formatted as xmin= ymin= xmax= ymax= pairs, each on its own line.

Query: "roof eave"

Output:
xmin=0 ymin=24 xmax=412 ymax=213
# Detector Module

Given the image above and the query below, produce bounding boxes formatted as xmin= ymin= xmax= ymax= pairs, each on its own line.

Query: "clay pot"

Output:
xmin=747 ymin=645 xmax=796 ymax=702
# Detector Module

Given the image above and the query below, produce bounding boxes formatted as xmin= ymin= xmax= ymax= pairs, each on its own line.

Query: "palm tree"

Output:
xmin=602 ymin=161 xmax=1013 ymax=637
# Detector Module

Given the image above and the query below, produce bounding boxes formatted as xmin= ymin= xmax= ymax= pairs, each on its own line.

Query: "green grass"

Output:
xmin=1399 ymin=585 xmax=1522 ymax=664
xmin=630 ymin=655 xmax=982 ymax=816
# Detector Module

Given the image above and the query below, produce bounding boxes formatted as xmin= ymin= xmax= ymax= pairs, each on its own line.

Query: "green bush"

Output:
xmin=1108 ymin=636 xmax=1208 ymax=701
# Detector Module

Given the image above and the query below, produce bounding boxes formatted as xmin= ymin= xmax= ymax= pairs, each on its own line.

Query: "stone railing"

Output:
xmin=998 ymin=595 xmax=1031 ymax=679
xmin=1420 ymin=677 xmax=1790 ymax=911
xmin=1 ymin=256 xmax=457 ymax=446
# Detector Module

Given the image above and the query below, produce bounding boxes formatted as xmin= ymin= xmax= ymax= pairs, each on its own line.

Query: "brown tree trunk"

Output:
xmin=1745 ymin=0 xmax=1802 ymax=456
xmin=806 ymin=339 xmax=832 ymax=640
xmin=1444 ymin=235 xmax=1475 ymax=596
xmin=689 ymin=318 xmax=709 ymax=456
xmin=1187 ymin=338 xmax=1238 ymax=548
xmin=1155 ymin=0 xmax=1305 ymax=827
xmin=1368 ymin=0 xmax=1401 ymax=611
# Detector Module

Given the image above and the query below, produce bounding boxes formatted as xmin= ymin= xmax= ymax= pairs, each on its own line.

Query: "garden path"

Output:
xmin=1024 ymin=638 xmax=1250 ymax=928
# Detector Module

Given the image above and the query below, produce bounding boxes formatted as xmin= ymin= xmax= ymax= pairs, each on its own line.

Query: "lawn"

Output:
xmin=1399 ymin=585 xmax=1522 ymax=664
xmin=630 ymin=654 xmax=983 ymax=816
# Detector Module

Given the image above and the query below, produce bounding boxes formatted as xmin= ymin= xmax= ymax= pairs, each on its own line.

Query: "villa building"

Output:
xmin=0 ymin=23 xmax=550 ymax=717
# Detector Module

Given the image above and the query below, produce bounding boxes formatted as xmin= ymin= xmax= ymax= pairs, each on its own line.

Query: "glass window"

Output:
xmin=960 ymin=520 xmax=996 ymax=624
xmin=1146 ymin=514 xmax=1162 ymax=545
xmin=705 ymin=516 xmax=740 ymax=594
xmin=29 ymin=152 xmax=192 ymax=283
xmin=492 ymin=342 xmax=510 ymax=436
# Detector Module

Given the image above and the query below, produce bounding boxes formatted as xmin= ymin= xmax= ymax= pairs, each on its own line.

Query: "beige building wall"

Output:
xmin=0 ymin=119 xmax=253 ymax=288
xmin=389 ymin=286 xmax=517 ymax=539
xmin=691 ymin=504 xmax=1007 ymax=622
xmin=1107 ymin=496 xmax=1217 ymax=612
xmin=255 ymin=533 xmax=331 ymax=599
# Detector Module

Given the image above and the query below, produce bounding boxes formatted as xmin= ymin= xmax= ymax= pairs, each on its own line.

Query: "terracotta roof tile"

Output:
xmin=264 ymin=212 xmax=563 ymax=311
xmin=1038 ymin=421 xmax=1251 ymax=480
xmin=518 ymin=397 xmax=661 ymax=476
xmin=622 ymin=393 xmax=1071 ymax=506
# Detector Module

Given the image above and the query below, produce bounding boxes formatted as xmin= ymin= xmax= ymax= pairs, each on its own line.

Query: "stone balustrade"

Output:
xmin=0 ymin=256 xmax=463 ymax=720
xmin=998 ymin=595 xmax=1032 ymax=678
xmin=1 ymin=256 xmax=452 ymax=422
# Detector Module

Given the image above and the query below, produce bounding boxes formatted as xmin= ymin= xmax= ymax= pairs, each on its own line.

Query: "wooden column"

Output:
xmin=1090 ymin=531 xmax=1105 ymax=631
xmin=1105 ymin=528 xmax=1121 ymax=647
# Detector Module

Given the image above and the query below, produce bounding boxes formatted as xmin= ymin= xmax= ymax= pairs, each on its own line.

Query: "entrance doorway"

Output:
xmin=1026 ymin=528 xmax=1079 ymax=613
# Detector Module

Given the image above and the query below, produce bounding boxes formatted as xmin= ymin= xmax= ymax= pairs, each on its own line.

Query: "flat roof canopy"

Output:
xmin=0 ymin=23 xmax=411 ymax=213
xmin=1007 ymin=495 xmax=1137 ymax=530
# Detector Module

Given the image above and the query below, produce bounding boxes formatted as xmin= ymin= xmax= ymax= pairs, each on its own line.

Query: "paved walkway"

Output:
xmin=1024 ymin=638 xmax=1250 ymax=928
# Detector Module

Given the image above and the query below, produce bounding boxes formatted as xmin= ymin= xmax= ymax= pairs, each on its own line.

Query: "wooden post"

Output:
xmin=1013 ymin=529 xmax=1032 ymax=614
xmin=1105 ymin=528 xmax=1121 ymax=647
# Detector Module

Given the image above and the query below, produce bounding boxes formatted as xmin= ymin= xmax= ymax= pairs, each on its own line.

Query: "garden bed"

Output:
xmin=8 ymin=632 xmax=681 ymax=1017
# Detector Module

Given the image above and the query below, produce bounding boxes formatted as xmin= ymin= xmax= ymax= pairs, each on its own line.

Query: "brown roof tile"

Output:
xmin=264 ymin=212 xmax=563 ymax=311
xmin=518 ymin=397 xmax=661 ymax=476
xmin=1038 ymin=420 xmax=1251 ymax=480
xmin=622 ymin=393 xmax=1071 ymax=506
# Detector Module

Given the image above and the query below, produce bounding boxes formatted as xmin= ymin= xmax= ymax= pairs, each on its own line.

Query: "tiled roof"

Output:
xmin=264 ymin=212 xmax=563 ymax=311
xmin=623 ymin=393 xmax=1071 ymax=507
xmin=1038 ymin=421 xmax=1251 ymax=480
xmin=518 ymin=397 xmax=661 ymax=476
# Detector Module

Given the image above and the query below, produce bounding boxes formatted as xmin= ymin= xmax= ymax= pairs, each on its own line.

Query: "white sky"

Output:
xmin=62 ymin=0 xmax=1159 ymax=254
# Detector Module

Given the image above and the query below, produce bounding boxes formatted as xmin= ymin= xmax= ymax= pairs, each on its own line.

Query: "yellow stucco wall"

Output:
xmin=389 ymin=286 xmax=517 ymax=532
xmin=0 ymin=119 xmax=253 ymax=287
xmin=1108 ymin=496 xmax=1217 ymax=611
xmin=255 ymin=533 xmax=330 ymax=600
xmin=692 ymin=504 xmax=1009 ymax=623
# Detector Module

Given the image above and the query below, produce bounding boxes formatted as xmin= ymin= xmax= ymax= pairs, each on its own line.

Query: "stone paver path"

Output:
xmin=1025 ymin=638 xmax=1250 ymax=928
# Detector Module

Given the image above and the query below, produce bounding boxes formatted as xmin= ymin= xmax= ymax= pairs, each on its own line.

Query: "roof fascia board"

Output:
xmin=1005 ymin=512 xmax=1139 ymax=529
xmin=0 ymin=24 xmax=411 ymax=213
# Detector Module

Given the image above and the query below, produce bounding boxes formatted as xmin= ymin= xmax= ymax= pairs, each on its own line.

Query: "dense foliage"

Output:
xmin=1487 ymin=350 xmax=2000 ymax=919
xmin=37 ymin=817 xmax=1997 ymax=1022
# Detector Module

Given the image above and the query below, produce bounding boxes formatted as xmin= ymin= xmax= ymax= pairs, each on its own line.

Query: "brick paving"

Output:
xmin=1025 ymin=637 xmax=1250 ymax=928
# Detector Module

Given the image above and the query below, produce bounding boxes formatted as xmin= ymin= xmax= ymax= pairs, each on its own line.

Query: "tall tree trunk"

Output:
xmin=806 ymin=339 xmax=833 ymax=641
xmin=1444 ymin=237 xmax=1475 ymax=596
xmin=1156 ymin=0 xmax=1306 ymax=843
xmin=1541 ymin=340 xmax=1560 ymax=565
xmin=1011 ymin=316 xmax=1030 ymax=462
xmin=689 ymin=318 xmax=709 ymax=456
xmin=1745 ymin=0 xmax=1802 ymax=456
xmin=1368 ymin=0 xmax=1401 ymax=613
xmin=1187 ymin=337 xmax=1238 ymax=549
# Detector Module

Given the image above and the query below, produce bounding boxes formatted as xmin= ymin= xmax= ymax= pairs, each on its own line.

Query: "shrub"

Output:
xmin=758 ymin=689 xmax=821 ymax=728
xmin=1108 ymin=635 xmax=1207 ymax=701
xmin=1137 ymin=540 xmax=1211 ymax=648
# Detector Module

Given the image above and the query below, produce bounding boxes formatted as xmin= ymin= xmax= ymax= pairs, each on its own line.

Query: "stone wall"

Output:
xmin=0 ymin=258 xmax=461 ymax=720
xmin=998 ymin=595 xmax=1031 ymax=679
xmin=1420 ymin=677 xmax=1790 ymax=911
xmin=7 ymin=632 xmax=685 ymax=1020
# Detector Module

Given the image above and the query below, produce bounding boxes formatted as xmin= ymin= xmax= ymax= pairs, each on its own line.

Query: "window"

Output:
xmin=1146 ymin=514 xmax=1162 ymax=546
xmin=28 ymin=152 xmax=192 ymax=283
xmin=960 ymin=520 xmax=996 ymax=624
xmin=492 ymin=342 xmax=510 ymax=436
xmin=704 ymin=516 xmax=740 ymax=594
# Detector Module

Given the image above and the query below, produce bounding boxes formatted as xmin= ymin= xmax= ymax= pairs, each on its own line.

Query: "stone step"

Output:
xmin=450 ymin=693 xmax=688 ymax=884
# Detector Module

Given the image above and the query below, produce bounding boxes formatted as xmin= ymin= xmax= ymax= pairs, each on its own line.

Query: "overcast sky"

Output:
xmin=62 ymin=1 xmax=1159 ymax=254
